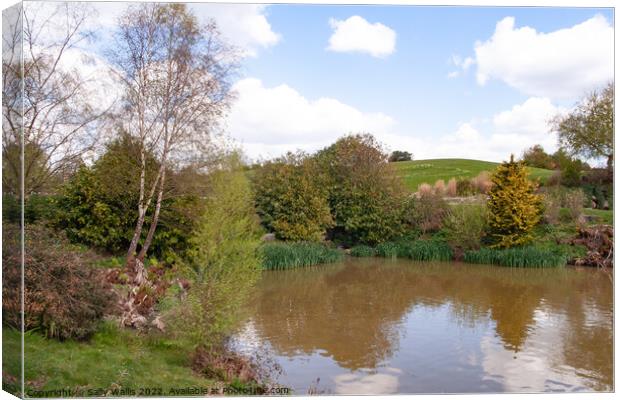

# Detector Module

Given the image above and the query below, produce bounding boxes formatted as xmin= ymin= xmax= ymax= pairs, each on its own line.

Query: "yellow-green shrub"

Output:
xmin=487 ymin=156 xmax=543 ymax=248
xmin=166 ymin=155 xmax=261 ymax=349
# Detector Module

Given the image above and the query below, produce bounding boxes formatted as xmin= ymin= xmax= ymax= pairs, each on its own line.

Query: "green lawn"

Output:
xmin=393 ymin=158 xmax=553 ymax=192
xmin=581 ymin=208 xmax=613 ymax=225
xmin=3 ymin=323 xmax=216 ymax=397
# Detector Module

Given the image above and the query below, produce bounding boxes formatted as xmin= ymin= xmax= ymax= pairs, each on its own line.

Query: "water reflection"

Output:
xmin=234 ymin=258 xmax=612 ymax=393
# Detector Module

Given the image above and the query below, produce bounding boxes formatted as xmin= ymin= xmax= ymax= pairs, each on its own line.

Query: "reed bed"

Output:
xmin=261 ymin=242 xmax=344 ymax=270
xmin=375 ymin=240 xmax=453 ymax=261
xmin=350 ymin=245 xmax=376 ymax=257
xmin=375 ymin=242 xmax=403 ymax=258
xmin=407 ymin=240 xmax=453 ymax=261
xmin=463 ymin=246 xmax=567 ymax=268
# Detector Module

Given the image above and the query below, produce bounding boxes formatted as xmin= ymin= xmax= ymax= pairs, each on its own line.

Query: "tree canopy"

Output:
xmin=552 ymin=82 xmax=613 ymax=174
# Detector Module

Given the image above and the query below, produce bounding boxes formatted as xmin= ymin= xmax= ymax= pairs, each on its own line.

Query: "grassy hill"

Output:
xmin=393 ymin=158 xmax=554 ymax=192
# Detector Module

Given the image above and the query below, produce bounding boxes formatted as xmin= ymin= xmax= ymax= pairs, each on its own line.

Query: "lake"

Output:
xmin=231 ymin=258 xmax=613 ymax=394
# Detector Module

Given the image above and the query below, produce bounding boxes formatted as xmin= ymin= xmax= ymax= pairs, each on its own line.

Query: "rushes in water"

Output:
xmin=350 ymin=245 xmax=376 ymax=257
xmin=464 ymin=246 xmax=567 ymax=268
xmin=261 ymin=242 xmax=343 ymax=270
xmin=375 ymin=240 xmax=452 ymax=261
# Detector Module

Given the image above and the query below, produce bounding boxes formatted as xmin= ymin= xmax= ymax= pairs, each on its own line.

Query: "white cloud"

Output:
xmin=430 ymin=97 xmax=563 ymax=161
xmin=227 ymin=81 xmax=564 ymax=163
xmin=445 ymin=122 xmax=480 ymax=142
xmin=191 ymin=4 xmax=280 ymax=56
xmin=473 ymin=15 xmax=613 ymax=99
xmin=92 ymin=3 xmax=280 ymax=57
xmin=327 ymin=16 xmax=396 ymax=58
xmin=227 ymin=78 xmax=395 ymax=159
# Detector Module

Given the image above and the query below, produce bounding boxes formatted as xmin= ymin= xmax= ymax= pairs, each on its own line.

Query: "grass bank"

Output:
xmin=393 ymin=158 xmax=553 ymax=191
xmin=580 ymin=208 xmax=613 ymax=225
xmin=261 ymin=242 xmax=344 ymax=270
xmin=2 ymin=322 xmax=217 ymax=396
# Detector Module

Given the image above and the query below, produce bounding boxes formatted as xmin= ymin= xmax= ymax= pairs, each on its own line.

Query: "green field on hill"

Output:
xmin=393 ymin=158 xmax=554 ymax=192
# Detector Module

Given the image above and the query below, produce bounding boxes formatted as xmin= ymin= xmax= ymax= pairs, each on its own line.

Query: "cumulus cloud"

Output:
xmin=431 ymin=97 xmax=563 ymax=161
xmin=327 ymin=16 xmax=396 ymax=58
xmin=473 ymin=15 xmax=613 ymax=99
xmin=92 ymin=3 xmax=280 ymax=57
xmin=227 ymin=78 xmax=396 ymax=159
xmin=191 ymin=4 xmax=280 ymax=56
xmin=227 ymin=80 xmax=564 ymax=163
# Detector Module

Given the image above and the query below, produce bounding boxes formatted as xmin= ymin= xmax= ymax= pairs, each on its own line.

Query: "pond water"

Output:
xmin=231 ymin=258 xmax=613 ymax=394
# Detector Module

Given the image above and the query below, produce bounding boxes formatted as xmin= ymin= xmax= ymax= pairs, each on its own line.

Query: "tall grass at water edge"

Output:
xmin=374 ymin=240 xmax=453 ymax=262
xmin=261 ymin=242 xmax=344 ymax=270
xmin=464 ymin=246 xmax=568 ymax=268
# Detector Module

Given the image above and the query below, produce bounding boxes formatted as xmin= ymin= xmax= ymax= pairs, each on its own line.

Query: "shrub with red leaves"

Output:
xmin=2 ymin=223 xmax=116 ymax=340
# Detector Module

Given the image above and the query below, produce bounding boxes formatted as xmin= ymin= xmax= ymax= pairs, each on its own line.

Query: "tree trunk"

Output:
xmin=138 ymin=166 xmax=167 ymax=261
xmin=606 ymin=153 xmax=613 ymax=182
xmin=126 ymin=207 xmax=145 ymax=263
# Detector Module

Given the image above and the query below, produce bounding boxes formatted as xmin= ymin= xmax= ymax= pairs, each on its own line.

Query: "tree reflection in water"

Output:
xmin=239 ymin=258 xmax=612 ymax=392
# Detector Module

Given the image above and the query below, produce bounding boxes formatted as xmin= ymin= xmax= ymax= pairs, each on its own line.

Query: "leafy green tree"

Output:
xmin=487 ymin=155 xmax=543 ymax=248
xmin=521 ymin=144 xmax=555 ymax=169
xmin=552 ymin=149 xmax=587 ymax=187
xmin=316 ymin=134 xmax=407 ymax=245
xmin=388 ymin=150 xmax=413 ymax=162
xmin=254 ymin=152 xmax=333 ymax=242
xmin=54 ymin=133 xmax=205 ymax=261
xmin=552 ymin=82 xmax=613 ymax=177
xmin=166 ymin=155 xmax=261 ymax=349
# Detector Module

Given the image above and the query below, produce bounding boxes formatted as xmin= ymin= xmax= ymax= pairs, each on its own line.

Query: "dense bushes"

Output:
xmin=260 ymin=242 xmax=344 ymax=270
xmin=521 ymin=144 xmax=556 ymax=170
xmin=487 ymin=156 xmax=542 ymax=248
xmin=253 ymin=153 xmax=333 ymax=242
xmin=254 ymin=134 xmax=408 ymax=246
xmin=316 ymin=134 xmax=408 ymax=245
xmin=464 ymin=247 xmax=567 ymax=268
xmin=53 ymin=134 xmax=204 ymax=262
xmin=2 ymin=224 xmax=115 ymax=340
xmin=3 ymin=194 xmax=58 ymax=224
xmin=443 ymin=203 xmax=488 ymax=252
xmin=403 ymin=192 xmax=449 ymax=234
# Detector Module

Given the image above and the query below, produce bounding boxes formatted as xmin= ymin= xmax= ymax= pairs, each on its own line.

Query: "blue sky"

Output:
xmin=245 ymin=6 xmax=612 ymax=126
xmin=87 ymin=2 xmax=614 ymax=162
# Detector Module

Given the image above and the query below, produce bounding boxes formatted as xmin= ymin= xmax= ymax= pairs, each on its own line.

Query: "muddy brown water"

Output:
xmin=231 ymin=258 xmax=613 ymax=394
